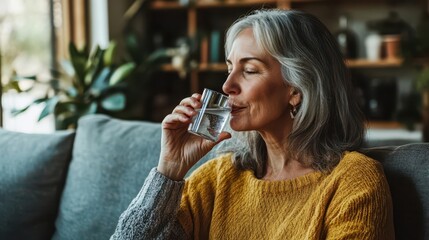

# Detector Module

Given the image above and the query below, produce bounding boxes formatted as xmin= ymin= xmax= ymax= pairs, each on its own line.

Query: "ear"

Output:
xmin=289 ymin=88 xmax=302 ymax=106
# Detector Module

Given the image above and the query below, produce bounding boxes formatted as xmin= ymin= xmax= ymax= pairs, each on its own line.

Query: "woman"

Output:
xmin=111 ymin=9 xmax=394 ymax=239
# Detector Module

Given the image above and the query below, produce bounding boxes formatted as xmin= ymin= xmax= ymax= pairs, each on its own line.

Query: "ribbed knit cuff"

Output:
xmin=131 ymin=168 xmax=185 ymax=216
xmin=111 ymin=168 xmax=186 ymax=239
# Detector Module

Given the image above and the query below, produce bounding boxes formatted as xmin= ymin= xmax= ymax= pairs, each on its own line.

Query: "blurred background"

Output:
xmin=0 ymin=0 xmax=428 ymax=144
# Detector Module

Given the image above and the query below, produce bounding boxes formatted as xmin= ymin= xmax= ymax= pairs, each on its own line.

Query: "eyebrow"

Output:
xmin=226 ymin=57 xmax=267 ymax=66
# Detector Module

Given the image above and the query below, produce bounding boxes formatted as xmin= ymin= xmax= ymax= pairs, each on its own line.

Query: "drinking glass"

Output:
xmin=188 ymin=88 xmax=231 ymax=141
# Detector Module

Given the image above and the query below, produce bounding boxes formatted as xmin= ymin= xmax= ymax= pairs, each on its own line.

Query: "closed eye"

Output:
xmin=244 ymin=69 xmax=258 ymax=74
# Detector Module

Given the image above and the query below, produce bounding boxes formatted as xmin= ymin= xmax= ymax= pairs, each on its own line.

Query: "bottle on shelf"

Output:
xmin=365 ymin=31 xmax=383 ymax=61
xmin=334 ymin=14 xmax=358 ymax=59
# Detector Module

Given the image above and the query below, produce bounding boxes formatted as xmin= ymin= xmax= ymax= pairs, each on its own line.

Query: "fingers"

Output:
xmin=169 ymin=93 xmax=201 ymax=121
xmin=178 ymin=93 xmax=202 ymax=109
xmin=172 ymin=104 xmax=196 ymax=115
xmin=163 ymin=112 xmax=189 ymax=123
xmin=162 ymin=93 xmax=202 ymax=128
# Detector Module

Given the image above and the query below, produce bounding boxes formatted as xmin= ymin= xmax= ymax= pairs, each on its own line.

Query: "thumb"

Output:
xmin=216 ymin=132 xmax=232 ymax=143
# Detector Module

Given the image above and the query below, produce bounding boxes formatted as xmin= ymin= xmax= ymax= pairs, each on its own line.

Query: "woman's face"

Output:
xmin=223 ymin=28 xmax=297 ymax=133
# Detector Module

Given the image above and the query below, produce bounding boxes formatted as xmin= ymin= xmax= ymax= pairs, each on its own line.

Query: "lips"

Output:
xmin=231 ymin=105 xmax=246 ymax=114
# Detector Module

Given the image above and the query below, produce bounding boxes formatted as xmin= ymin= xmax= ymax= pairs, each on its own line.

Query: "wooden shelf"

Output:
xmin=150 ymin=0 xmax=277 ymax=9
xmin=161 ymin=59 xmax=406 ymax=73
xmin=367 ymin=121 xmax=403 ymax=129
xmin=150 ymin=0 xmax=325 ymax=9
xmin=346 ymin=58 xmax=404 ymax=68
xmin=196 ymin=0 xmax=277 ymax=8
xmin=150 ymin=1 xmax=185 ymax=9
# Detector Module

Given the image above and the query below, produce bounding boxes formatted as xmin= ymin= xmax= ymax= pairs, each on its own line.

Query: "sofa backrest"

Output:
xmin=363 ymin=144 xmax=429 ymax=240
xmin=54 ymin=114 xmax=427 ymax=240
xmin=3 ymin=114 xmax=426 ymax=240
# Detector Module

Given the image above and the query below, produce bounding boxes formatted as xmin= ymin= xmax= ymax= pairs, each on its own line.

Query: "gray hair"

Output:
xmin=218 ymin=9 xmax=365 ymax=176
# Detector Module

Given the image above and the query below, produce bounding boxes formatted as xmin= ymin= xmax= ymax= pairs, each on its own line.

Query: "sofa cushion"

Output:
xmin=0 ymin=129 xmax=75 ymax=240
xmin=53 ymin=114 xmax=164 ymax=239
xmin=363 ymin=143 xmax=429 ymax=240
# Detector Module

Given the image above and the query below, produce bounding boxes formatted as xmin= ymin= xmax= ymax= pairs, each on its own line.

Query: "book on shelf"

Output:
xmin=200 ymin=34 xmax=209 ymax=65
xmin=210 ymin=30 xmax=221 ymax=63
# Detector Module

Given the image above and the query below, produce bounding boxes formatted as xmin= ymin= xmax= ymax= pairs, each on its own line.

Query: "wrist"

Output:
xmin=157 ymin=160 xmax=188 ymax=181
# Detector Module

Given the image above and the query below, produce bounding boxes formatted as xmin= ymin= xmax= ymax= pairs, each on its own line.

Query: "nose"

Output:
xmin=222 ymin=71 xmax=240 ymax=96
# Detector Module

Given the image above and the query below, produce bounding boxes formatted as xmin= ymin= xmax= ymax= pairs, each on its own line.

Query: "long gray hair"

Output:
xmin=218 ymin=9 xmax=365 ymax=176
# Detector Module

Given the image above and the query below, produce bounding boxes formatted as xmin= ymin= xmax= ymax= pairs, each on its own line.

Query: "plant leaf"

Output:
xmin=38 ymin=96 xmax=60 ymax=121
xmin=33 ymin=97 xmax=50 ymax=104
xmin=84 ymin=45 xmax=104 ymax=86
xmin=61 ymin=60 xmax=75 ymax=77
xmin=55 ymin=101 xmax=96 ymax=130
xmin=10 ymin=97 xmax=48 ymax=116
xmin=11 ymin=105 xmax=31 ymax=116
xmin=86 ymin=45 xmax=102 ymax=70
xmin=9 ymin=74 xmax=38 ymax=92
xmin=17 ymin=80 xmax=36 ymax=92
xmin=138 ymin=48 xmax=169 ymax=73
xmin=146 ymin=48 xmax=169 ymax=63
xmin=104 ymin=41 xmax=117 ymax=66
xmin=69 ymin=42 xmax=88 ymax=89
xmin=125 ymin=33 xmax=143 ymax=64
xmin=56 ymin=115 xmax=80 ymax=130
xmin=64 ymin=86 xmax=78 ymax=98
xmin=101 ymin=93 xmax=126 ymax=111
xmin=11 ymin=75 xmax=37 ymax=81
xmin=3 ymin=81 xmax=24 ymax=92
xmin=90 ymin=67 xmax=113 ymax=95
xmin=109 ymin=62 xmax=136 ymax=85
xmin=73 ymin=102 xmax=98 ymax=118
xmin=123 ymin=0 xmax=146 ymax=21
xmin=55 ymin=102 xmax=76 ymax=116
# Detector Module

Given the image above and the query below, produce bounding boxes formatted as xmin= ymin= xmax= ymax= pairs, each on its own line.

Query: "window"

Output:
xmin=1 ymin=0 xmax=54 ymax=133
xmin=0 ymin=0 xmax=94 ymax=133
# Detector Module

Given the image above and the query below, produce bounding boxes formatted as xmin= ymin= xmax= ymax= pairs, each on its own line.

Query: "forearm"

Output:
xmin=111 ymin=168 xmax=187 ymax=240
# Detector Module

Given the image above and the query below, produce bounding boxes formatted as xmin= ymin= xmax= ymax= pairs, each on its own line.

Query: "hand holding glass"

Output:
xmin=188 ymin=89 xmax=231 ymax=142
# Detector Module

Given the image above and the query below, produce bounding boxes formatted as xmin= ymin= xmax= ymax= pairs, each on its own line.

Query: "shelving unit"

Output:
xmin=144 ymin=0 xmax=426 ymax=126
xmin=147 ymin=0 xmax=419 ymax=91
xmin=148 ymin=0 xmax=331 ymax=95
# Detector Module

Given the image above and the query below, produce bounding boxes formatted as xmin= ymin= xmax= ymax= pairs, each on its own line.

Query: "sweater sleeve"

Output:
xmin=324 ymin=153 xmax=395 ymax=240
xmin=110 ymin=168 xmax=188 ymax=240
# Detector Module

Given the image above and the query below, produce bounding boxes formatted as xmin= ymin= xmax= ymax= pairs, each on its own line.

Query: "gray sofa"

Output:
xmin=0 ymin=114 xmax=428 ymax=240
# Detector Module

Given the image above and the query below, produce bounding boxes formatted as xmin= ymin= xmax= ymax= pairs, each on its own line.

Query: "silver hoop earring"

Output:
xmin=290 ymin=105 xmax=297 ymax=119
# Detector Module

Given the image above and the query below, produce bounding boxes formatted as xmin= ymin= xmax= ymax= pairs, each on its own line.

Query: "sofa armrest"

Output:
xmin=0 ymin=129 xmax=75 ymax=239
xmin=362 ymin=143 xmax=429 ymax=240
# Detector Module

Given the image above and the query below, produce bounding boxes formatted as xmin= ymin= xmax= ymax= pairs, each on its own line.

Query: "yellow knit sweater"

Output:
xmin=177 ymin=151 xmax=395 ymax=239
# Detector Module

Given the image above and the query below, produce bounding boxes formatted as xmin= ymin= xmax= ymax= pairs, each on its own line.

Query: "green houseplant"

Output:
xmin=7 ymin=41 xmax=167 ymax=129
